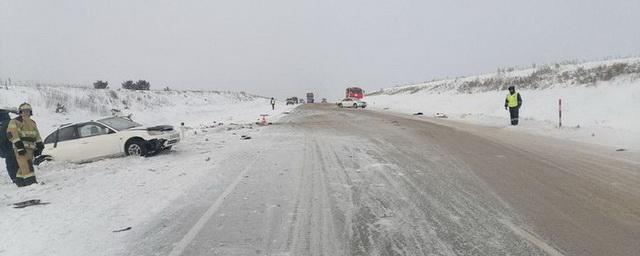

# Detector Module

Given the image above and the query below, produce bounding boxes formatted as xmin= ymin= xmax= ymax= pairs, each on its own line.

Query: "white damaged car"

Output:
xmin=38 ymin=116 xmax=180 ymax=163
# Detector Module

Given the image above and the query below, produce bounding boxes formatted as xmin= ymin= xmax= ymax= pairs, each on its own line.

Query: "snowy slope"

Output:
xmin=0 ymin=85 xmax=283 ymax=136
xmin=0 ymin=85 xmax=296 ymax=256
xmin=367 ymin=58 xmax=640 ymax=150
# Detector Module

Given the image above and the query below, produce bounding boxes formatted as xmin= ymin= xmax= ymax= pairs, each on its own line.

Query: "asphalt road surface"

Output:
xmin=133 ymin=104 xmax=640 ymax=256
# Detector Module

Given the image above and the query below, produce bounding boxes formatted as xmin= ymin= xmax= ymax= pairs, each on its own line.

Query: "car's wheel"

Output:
xmin=125 ymin=139 xmax=148 ymax=157
xmin=353 ymin=103 xmax=358 ymax=108
xmin=338 ymin=103 xmax=343 ymax=108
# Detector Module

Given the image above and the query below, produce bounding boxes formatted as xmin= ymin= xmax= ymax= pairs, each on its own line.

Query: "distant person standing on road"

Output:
xmin=0 ymin=109 xmax=19 ymax=185
xmin=6 ymin=103 xmax=44 ymax=187
xmin=270 ymin=97 xmax=276 ymax=110
xmin=504 ymin=85 xmax=523 ymax=125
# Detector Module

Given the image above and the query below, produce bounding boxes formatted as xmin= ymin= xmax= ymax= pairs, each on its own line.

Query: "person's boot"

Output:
xmin=22 ymin=176 xmax=37 ymax=186
xmin=14 ymin=178 xmax=24 ymax=187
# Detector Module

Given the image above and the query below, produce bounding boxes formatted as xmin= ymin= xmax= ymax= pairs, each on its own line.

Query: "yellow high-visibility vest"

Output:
xmin=506 ymin=93 xmax=519 ymax=108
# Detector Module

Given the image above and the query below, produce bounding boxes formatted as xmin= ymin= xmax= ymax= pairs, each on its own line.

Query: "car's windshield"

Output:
xmin=98 ymin=117 xmax=142 ymax=131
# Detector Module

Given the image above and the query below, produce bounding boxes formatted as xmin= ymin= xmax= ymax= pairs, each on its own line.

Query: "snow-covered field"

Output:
xmin=0 ymin=85 xmax=295 ymax=256
xmin=367 ymin=58 xmax=640 ymax=151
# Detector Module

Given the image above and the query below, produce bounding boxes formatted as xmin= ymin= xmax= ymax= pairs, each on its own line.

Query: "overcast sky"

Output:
xmin=1 ymin=0 xmax=639 ymax=100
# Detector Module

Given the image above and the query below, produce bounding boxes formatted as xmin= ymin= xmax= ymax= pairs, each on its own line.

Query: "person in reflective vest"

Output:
xmin=504 ymin=86 xmax=523 ymax=125
xmin=6 ymin=103 xmax=44 ymax=187
xmin=270 ymin=97 xmax=276 ymax=110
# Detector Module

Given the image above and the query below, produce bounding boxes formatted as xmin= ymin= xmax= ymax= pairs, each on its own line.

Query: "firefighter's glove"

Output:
xmin=34 ymin=142 xmax=44 ymax=157
xmin=14 ymin=141 xmax=27 ymax=155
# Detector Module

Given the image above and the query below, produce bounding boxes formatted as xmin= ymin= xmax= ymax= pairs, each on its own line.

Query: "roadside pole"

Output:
xmin=558 ymin=98 xmax=562 ymax=128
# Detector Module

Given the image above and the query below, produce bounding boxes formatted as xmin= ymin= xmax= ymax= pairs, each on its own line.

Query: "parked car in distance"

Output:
xmin=337 ymin=98 xmax=367 ymax=108
xmin=286 ymin=97 xmax=299 ymax=105
xmin=38 ymin=116 xmax=180 ymax=163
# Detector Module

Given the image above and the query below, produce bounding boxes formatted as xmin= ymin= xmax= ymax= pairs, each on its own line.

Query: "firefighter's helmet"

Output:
xmin=18 ymin=103 xmax=33 ymax=115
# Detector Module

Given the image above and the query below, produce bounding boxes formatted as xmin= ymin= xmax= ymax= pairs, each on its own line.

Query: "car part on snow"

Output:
xmin=112 ymin=227 xmax=132 ymax=233
xmin=413 ymin=112 xmax=423 ymax=115
xmin=33 ymin=155 xmax=52 ymax=166
xmin=13 ymin=199 xmax=49 ymax=209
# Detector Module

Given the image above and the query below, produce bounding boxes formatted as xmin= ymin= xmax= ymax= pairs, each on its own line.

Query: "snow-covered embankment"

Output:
xmin=367 ymin=58 xmax=640 ymax=150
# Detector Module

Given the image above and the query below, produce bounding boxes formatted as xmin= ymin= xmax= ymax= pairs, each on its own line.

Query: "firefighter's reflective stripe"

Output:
xmin=8 ymin=118 xmax=42 ymax=148
xmin=507 ymin=93 xmax=519 ymax=108
xmin=20 ymin=130 xmax=39 ymax=138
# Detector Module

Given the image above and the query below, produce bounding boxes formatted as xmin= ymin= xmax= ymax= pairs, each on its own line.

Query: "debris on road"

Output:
xmin=13 ymin=199 xmax=49 ymax=209
xmin=112 ymin=227 xmax=132 ymax=233
xmin=412 ymin=112 xmax=424 ymax=115
xmin=241 ymin=135 xmax=252 ymax=140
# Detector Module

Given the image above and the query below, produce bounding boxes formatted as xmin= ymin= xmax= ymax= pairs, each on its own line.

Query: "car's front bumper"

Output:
xmin=147 ymin=133 xmax=180 ymax=151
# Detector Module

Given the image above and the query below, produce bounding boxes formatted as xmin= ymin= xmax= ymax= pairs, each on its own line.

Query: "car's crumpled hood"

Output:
xmin=128 ymin=125 xmax=174 ymax=131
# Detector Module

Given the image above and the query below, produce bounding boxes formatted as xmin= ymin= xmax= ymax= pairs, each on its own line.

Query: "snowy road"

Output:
xmin=132 ymin=104 xmax=640 ymax=256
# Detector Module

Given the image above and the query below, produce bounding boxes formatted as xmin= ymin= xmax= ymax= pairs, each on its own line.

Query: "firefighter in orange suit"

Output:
xmin=6 ymin=103 xmax=43 ymax=187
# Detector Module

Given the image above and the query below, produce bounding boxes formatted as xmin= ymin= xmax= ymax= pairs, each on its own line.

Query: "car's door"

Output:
xmin=344 ymin=98 xmax=354 ymax=107
xmin=43 ymin=125 xmax=83 ymax=162
xmin=75 ymin=122 xmax=121 ymax=159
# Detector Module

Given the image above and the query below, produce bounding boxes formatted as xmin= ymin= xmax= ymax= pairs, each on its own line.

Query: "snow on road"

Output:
xmin=129 ymin=104 xmax=638 ymax=256
xmin=3 ymin=103 xmax=639 ymax=256
xmin=128 ymin=104 xmax=612 ymax=256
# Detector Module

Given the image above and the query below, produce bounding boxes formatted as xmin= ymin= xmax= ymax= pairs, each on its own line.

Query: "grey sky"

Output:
xmin=1 ymin=0 xmax=639 ymax=100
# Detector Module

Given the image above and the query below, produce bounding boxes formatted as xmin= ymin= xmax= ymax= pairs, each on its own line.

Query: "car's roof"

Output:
xmin=0 ymin=107 xmax=18 ymax=114
xmin=98 ymin=116 xmax=125 ymax=122
xmin=54 ymin=116 xmax=127 ymax=129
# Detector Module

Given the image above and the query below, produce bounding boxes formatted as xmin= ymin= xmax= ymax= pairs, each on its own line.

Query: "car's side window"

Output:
xmin=78 ymin=123 xmax=110 ymax=138
xmin=43 ymin=133 xmax=56 ymax=144
xmin=56 ymin=126 xmax=79 ymax=143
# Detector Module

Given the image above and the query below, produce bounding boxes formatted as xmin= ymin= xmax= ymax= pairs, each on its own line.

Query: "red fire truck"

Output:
xmin=346 ymin=87 xmax=364 ymax=99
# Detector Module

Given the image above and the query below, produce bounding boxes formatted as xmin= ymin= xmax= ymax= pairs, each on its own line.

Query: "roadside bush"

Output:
xmin=122 ymin=80 xmax=151 ymax=90
xmin=134 ymin=80 xmax=151 ymax=90
xmin=93 ymin=80 xmax=108 ymax=89
xmin=122 ymin=80 xmax=135 ymax=90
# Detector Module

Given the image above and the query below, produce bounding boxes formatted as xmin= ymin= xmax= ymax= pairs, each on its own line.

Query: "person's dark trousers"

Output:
xmin=6 ymin=153 xmax=18 ymax=184
xmin=271 ymin=104 xmax=275 ymax=110
xmin=509 ymin=107 xmax=520 ymax=125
